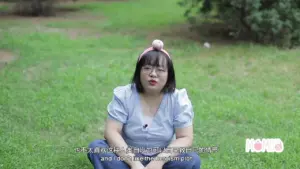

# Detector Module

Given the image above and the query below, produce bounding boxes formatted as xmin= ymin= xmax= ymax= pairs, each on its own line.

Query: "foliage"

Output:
xmin=178 ymin=0 xmax=300 ymax=48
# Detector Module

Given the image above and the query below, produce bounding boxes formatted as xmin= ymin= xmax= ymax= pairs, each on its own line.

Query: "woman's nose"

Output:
xmin=149 ymin=68 xmax=157 ymax=77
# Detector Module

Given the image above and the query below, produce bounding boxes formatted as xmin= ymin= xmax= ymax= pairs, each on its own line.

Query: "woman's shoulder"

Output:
xmin=169 ymin=88 xmax=190 ymax=101
xmin=170 ymin=88 xmax=194 ymax=128
xmin=112 ymin=84 xmax=136 ymax=100
xmin=112 ymin=83 xmax=133 ymax=93
xmin=168 ymin=88 xmax=194 ymax=110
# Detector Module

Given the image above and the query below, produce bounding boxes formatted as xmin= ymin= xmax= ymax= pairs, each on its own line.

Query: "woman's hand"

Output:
xmin=130 ymin=161 xmax=145 ymax=169
xmin=145 ymin=160 xmax=164 ymax=169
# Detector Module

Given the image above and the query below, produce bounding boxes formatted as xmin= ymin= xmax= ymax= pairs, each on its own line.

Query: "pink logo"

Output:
xmin=245 ymin=138 xmax=284 ymax=153
xmin=275 ymin=142 xmax=283 ymax=152
xmin=254 ymin=141 xmax=262 ymax=151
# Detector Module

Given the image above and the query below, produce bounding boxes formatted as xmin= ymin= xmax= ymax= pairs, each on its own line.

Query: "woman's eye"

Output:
xmin=158 ymin=68 xmax=165 ymax=71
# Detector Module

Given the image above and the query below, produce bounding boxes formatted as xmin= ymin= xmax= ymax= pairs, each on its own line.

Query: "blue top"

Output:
xmin=107 ymin=84 xmax=194 ymax=154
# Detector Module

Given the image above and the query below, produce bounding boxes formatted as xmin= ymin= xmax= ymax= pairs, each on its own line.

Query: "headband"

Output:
xmin=138 ymin=39 xmax=171 ymax=61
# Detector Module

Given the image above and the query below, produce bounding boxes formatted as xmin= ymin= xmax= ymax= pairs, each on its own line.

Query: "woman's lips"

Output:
xmin=149 ymin=80 xmax=157 ymax=85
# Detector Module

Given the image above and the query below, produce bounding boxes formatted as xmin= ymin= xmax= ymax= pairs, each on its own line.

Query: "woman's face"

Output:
xmin=140 ymin=58 xmax=168 ymax=94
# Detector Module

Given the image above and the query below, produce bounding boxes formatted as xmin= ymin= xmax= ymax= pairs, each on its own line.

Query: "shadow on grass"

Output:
xmin=142 ymin=16 xmax=266 ymax=49
xmin=157 ymin=22 xmax=257 ymax=47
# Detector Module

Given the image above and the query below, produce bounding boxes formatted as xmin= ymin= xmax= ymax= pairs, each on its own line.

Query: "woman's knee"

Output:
xmin=87 ymin=139 xmax=117 ymax=158
xmin=87 ymin=139 xmax=130 ymax=169
xmin=88 ymin=139 xmax=109 ymax=149
xmin=177 ymin=152 xmax=201 ymax=169
xmin=188 ymin=152 xmax=201 ymax=167
xmin=163 ymin=152 xmax=201 ymax=169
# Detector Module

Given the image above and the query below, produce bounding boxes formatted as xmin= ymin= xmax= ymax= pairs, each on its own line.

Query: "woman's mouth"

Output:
xmin=149 ymin=80 xmax=157 ymax=85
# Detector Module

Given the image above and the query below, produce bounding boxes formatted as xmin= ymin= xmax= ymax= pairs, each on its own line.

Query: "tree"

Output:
xmin=178 ymin=0 xmax=300 ymax=48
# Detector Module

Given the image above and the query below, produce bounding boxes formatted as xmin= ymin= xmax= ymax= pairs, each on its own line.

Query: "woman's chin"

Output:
xmin=145 ymin=86 xmax=162 ymax=93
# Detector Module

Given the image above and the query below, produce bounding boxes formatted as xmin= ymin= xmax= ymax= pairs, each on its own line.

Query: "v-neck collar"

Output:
xmin=134 ymin=86 xmax=166 ymax=130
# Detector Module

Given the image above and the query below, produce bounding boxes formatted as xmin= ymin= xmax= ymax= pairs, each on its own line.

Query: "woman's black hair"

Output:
xmin=131 ymin=50 xmax=176 ymax=93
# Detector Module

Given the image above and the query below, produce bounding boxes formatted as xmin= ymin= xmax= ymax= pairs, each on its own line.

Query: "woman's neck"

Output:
xmin=139 ymin=92 xmax=164 ymax=114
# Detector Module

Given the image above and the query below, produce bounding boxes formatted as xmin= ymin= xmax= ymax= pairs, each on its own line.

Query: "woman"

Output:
xmin=87 ymin=40 xmax=201 ymax=169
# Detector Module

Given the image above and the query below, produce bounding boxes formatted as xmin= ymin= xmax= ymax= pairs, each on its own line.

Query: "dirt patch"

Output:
xmin=62 ymin=28 xmax=101 ymax=39
xmin=34 ymin=25 xmax=101 ymax=39
xmin=0 ymin=50 xmax=16 ymax=69
xmin=1 ymin=24 xmax=101 ymax=39
xmin=67 ymin=28 xmax=101 ymax=39
xmin=161 ymin=24 xmax=206 ymax=42
xmin=0 ymin=6 xmax=105 ymax=39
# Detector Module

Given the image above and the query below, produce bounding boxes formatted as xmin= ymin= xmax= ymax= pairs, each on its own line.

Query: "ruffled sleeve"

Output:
xmin=173 ymin=89 xmax=194 ymax=128
xmin=107 ymin=86 xmax=129 ymax=124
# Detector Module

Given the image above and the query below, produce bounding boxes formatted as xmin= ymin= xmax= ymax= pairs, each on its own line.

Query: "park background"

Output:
xmin=0 ymin=0 xmax=299 ymax=168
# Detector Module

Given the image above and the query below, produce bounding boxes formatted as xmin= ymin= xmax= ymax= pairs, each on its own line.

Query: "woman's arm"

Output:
xmin=155 ymin=89 xmax=194 ymax=160
xmin=104 ymin=118 xmax=143 ymax=168
xmin=156 ymin=125 xmax=193 ymax=161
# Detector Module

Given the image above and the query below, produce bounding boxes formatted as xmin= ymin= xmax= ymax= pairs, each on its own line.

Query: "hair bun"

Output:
xmin=152 ymin=39 xmax=164 ymax=50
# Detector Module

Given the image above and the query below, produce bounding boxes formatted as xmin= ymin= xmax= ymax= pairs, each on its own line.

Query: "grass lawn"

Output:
xmin=0 ymin=0 xmax=300 ymax=168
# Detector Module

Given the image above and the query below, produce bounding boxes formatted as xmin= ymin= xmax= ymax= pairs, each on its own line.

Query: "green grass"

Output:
xmin=0 ymin=0 xmax=300 ymax=169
